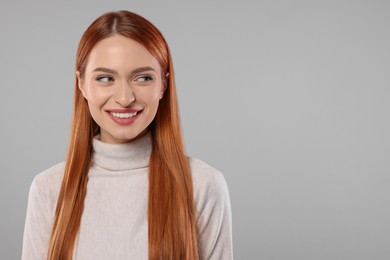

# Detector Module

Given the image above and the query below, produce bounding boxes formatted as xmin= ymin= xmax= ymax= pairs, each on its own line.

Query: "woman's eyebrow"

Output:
xmin=131 ymin=66 xmax=156 ymax=75
xmin=93 ymin=67 xmax=119 ymax=75
xmin=92 ymin=66 xmax=156 ymax=76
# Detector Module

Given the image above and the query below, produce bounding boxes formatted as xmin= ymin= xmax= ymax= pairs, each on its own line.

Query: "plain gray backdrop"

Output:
xmin=1 ymin=0 xmax=390 ymax=259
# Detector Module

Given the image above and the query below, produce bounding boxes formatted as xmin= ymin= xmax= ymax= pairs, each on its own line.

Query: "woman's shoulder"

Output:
xmin=187 ymin=157 xmax=229 ymax=196
xmin=34 ymin=161 xmax=65 ymax=183
xmin=30 ymin=161 xmax=65 ymax=198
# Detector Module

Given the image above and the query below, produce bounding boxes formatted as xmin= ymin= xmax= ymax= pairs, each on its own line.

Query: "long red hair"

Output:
xmin=47 ymin=11 xmax=199 ymax=260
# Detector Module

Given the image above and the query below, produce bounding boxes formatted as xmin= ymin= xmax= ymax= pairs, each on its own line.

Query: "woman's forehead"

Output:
xmin=86 ymin=35 xmax=161 ymax=73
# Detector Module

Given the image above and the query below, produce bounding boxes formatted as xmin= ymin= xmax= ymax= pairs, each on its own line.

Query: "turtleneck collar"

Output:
xmin=91 ymin=132 xmax=152 ymax=171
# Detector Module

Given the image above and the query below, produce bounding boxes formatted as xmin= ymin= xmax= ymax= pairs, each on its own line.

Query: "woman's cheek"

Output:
xmin=88 ymin=86 xmax=112 ymax=103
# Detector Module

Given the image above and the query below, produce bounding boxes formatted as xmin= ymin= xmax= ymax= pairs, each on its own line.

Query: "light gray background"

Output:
xmin=1 ymin=0 xmax=389 ymax=259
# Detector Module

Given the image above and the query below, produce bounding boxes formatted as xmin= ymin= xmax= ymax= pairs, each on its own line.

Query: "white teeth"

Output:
xmin=110 ymin=112 xmax=138 ymax=118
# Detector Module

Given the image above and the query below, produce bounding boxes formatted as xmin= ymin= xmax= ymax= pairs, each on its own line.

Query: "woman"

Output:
xmin=22 ymin=10 xmax=233 ymax=260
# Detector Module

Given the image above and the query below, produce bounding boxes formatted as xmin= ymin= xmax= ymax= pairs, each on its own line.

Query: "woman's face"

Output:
xmin=77 ymin=35 xmax=165 ymax=144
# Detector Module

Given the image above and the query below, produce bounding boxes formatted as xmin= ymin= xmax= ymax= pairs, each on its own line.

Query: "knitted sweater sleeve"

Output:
xmin=21 ymin=176 xmax=51 ymax=260
xmin=195 ymin=169 xmax=234 ymax=260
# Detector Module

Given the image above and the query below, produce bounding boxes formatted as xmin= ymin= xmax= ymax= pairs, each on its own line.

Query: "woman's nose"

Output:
xmin=113 ymin=82 xmax=135 ymax=107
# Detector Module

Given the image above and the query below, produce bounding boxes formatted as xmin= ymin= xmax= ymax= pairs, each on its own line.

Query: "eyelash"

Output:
xmin=136 ymin=75 xmax=154 ymax=82
xmin=96 ymin=75 xmax=114 ymax=83
xmin=95 ymin=75 xmax=154 ymax=83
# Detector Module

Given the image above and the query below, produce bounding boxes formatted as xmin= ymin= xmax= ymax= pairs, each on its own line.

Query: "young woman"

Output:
xmin=22 ymin=10 xmax=233 ymax=260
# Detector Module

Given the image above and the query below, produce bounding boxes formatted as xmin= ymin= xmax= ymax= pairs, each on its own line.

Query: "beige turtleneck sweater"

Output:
xmin=22 ymin=134 xmax=233 ymax=259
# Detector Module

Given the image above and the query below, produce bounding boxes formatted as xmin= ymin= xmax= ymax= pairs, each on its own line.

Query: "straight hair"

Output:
xmin=47 ymin=11 xmax=199 ymax=260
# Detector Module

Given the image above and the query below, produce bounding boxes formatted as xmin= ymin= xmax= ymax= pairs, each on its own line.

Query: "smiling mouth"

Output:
xmin=109 ymin=111 xmax=139 ymax=119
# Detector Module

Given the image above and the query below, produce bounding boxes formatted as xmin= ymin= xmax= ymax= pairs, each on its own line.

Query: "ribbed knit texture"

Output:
xmin=22 ymin=133 xmax=233 ymax=259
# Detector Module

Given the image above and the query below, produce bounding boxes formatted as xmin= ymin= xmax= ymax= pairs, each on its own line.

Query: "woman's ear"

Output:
xmin=76 ymin=71 xmax=87 ymax=99
xmin=160 ymin=72 xmax=169 ymax=99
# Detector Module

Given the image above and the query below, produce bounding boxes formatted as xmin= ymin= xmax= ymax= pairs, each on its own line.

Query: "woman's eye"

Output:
xmin=136 ymin=75 xmax=153 ymax=82
xmin=96 ymin=75 xmax=114 ymax=83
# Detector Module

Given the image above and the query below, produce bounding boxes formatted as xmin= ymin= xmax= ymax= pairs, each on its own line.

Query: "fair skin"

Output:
xmin=77 ymin=35 xmax=166 ymax=144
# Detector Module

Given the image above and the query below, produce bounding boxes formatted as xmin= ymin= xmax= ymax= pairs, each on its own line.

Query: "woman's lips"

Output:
xmin=107 ymin=108 xmax=140 ymax=113
xmin=106 ymin=109 xmax=143 ymax=125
